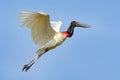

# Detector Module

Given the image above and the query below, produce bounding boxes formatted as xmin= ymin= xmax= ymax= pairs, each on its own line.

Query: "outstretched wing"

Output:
xmin=19 ymin=11 xmax=57 ymax=46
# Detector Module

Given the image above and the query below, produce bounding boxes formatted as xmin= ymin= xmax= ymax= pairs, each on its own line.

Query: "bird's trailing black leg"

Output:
xmin=22 ymin=56 xmax=38 ymax=72
xmin=22 ymin=48 xmax=49 ymax=72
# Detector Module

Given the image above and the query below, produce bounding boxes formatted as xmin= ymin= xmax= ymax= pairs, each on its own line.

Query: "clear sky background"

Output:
xmin=0 ymin=0 xmax=120 ymax=80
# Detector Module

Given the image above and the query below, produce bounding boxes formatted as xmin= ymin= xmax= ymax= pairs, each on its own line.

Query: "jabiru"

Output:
xmin=19 ymin=11 xmax=90 ymax=72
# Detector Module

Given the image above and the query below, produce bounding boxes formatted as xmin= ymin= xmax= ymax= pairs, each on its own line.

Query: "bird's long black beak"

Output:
xmin=76 ymin=22 xmax=90 ymax=28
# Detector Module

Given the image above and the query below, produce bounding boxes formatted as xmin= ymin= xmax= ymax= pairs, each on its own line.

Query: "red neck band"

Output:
xmin=62 ymin=31 xmax=71 ymax=37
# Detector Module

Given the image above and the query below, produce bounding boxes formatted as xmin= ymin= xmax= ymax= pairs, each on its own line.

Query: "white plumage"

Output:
xmin=19 ymin=11 xmax=67 ymax=72
xmin=50 ymin=21 xmax=62 ymax=32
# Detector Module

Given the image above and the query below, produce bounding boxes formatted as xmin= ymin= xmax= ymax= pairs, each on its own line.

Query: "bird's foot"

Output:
xmin=22 ymin=64 xmax=31 ymax=72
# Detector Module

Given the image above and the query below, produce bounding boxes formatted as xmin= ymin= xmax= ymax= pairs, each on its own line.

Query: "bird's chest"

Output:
xmin=54 ymin=33 xmax=67 ymax=46
xmin=44 ymin=33 xmax=67 ymax=49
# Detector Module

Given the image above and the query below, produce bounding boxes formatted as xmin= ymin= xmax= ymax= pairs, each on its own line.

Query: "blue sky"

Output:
xmin=0 ymin=0 xmax=120 ymax=80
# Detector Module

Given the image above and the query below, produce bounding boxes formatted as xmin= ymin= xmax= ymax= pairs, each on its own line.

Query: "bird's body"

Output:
xmin=19 ymin=11 xmax=90 ymax=72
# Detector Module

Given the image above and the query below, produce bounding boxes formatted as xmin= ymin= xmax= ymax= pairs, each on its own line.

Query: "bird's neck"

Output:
xmin=66 ymin=25 xmax=75 ymax=37
xmin=61 ymin=25 xmax=75 ymax=37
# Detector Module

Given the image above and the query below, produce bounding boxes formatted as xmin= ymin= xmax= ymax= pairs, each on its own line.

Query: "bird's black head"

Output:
xmin=70 ymin=21 xmax=90 ymax=28
xmin=67 ymin=21 xmax=90 ymax=37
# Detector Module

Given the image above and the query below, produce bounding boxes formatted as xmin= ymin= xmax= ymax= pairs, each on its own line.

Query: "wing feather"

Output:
xmin=19 ymin=11 xmax=57 ymax=46
xmin=50 ymin=21 xmax=62 ymax=32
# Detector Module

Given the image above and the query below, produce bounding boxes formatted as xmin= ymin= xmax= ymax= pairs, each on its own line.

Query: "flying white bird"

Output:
xmin=19 ymin=11 xmax=90 ymax=72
